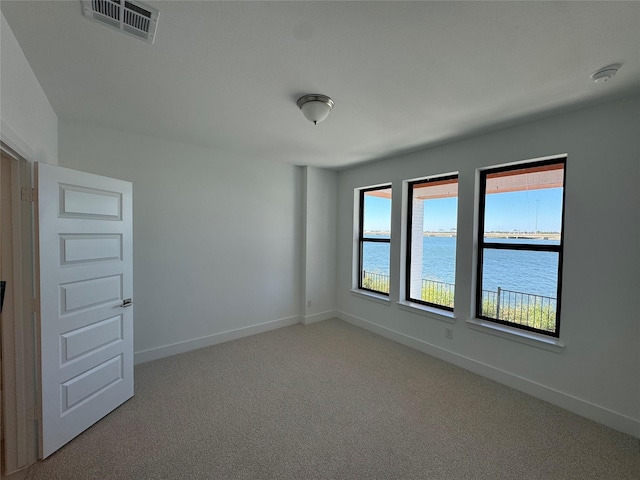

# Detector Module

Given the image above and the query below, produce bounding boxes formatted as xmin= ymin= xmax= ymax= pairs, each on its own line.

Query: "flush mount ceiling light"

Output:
xmin=590 ymin=64 xmax=621 ymax=83
xmin=297 ymin=94 xmax=335 ymax=125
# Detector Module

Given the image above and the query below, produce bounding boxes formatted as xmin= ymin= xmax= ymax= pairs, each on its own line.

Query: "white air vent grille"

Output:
xmin=82 ymin=0 xmax=159 ymax=44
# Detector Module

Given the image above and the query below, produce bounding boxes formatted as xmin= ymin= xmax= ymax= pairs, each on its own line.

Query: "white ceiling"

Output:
xmin=2 ymin=1 xmax=639 ymax=169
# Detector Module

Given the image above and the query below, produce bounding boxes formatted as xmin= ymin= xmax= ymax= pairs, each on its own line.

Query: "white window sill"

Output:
xmin=396 ymin=300 xmax=456 ymax=324
xmin=350 ymin=289 xmax=391 ymax=306
xmin=466 ymin=318 xmax=565 ymax=353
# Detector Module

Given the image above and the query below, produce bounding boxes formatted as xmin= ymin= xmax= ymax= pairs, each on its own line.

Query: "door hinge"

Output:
xmin=21 ymin=187 xmax=37 ymax=203
xmin=31 ymin=298 xmax=39 ymax=313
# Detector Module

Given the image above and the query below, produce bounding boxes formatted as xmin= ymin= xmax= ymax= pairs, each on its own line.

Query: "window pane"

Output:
xmin=480 ymin=249 xmax=559 ymax=333
xmin=363 ymin=188 xmax=391 ymax=238
xmin=417 ymin=236 xmax=456 ymax=308
xmin=408 ymin=177 xmax=457 ymax=309
xmin=484 ymin=164 xmax=564 ymax=238
xmin=362 ymin=241 xmax=390 ymax=294
xmin=477 ymin=159 xmax=565 ymax=336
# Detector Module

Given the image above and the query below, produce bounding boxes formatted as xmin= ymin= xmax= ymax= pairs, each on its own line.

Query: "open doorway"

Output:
xmin=0 ymin=148 xmax=38 ymax=477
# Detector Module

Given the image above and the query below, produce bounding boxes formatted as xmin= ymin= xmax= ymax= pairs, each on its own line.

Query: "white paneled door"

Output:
xmin=36 ymin=163 xmax=133 ymax=458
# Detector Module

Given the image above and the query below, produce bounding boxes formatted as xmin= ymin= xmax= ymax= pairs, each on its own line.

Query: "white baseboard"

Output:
xmin=336 ymin=310 xmax=639 ymax=439
xmin=301 ymin=310 xmax=336 ymax=325
xmin=134 ymin=315 xmax=301 ymax=365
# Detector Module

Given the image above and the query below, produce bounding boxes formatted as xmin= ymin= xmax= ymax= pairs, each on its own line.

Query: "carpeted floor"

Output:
xmin=26 ymin=319 xmax=639 ymax=479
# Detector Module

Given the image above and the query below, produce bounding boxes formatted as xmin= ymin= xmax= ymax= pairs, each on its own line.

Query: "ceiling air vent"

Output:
xmin=82 ymin=0 xmax=159 ymax=44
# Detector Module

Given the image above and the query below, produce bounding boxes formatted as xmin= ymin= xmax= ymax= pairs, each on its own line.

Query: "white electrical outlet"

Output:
xmin=445 ymin=328 xmax=453 ymax=340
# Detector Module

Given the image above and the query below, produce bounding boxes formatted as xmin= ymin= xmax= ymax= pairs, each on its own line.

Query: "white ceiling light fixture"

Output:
xmin=297 ymin=94 xmax=335 ymax=125
xmin=590 ymin=64 xmax=621 ymax=83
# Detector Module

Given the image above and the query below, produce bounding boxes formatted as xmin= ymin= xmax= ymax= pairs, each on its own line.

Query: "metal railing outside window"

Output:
xmin=361 ymin=271 xmax=390 ymax=294
xmin=480 ymin=287 xmax=557 ymax=333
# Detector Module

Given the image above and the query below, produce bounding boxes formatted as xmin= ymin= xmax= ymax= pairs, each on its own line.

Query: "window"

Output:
xmin=476 ymin=158 xmax=566 ymax=337
xmin=358 ymin=185 xmax=392 ymax=295
xmin=406 ymin=175 xmax=458 ymax=310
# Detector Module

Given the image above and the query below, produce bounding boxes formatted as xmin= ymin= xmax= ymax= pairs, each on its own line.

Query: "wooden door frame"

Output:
xmin=0 ymin=142 xmax=38 ymax=476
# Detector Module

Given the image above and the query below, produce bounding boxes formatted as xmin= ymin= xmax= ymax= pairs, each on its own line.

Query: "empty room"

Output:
xmin=0 ymin=1 xmax=638 ymax=479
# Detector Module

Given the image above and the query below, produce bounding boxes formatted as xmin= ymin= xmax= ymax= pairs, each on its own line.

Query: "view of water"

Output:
xmin=363 ymin=236 xmax=559 ymax=298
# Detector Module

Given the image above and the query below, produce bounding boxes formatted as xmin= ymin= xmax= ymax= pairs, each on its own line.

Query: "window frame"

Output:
xmin=475 ymin=157 xmax=567 ymax=337
xmin=358 ymin=185 xmax=392 ymax=296
xmin=405 ymin=174 xmax=458 ymax=311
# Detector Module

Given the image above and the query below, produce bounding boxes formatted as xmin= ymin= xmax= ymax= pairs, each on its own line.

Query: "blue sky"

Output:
xmin=363 ymin=196 xmax=392 ymax=231
xmin=484 ymin=188 xmax=563 ymax=232
xmin=423 ymin=197 xmax=458 ymax=231
xmin=364 ymin=187 xmax=563 ymax=232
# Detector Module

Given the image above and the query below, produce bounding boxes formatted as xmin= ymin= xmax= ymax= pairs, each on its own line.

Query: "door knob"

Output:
xmin=121 ymin=298 xmax=133 ymax=308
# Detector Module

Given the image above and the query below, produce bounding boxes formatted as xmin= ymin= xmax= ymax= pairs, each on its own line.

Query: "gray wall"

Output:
xmin=302 ymin=166 xmax=338 ymax=324
xmin=335 ymin=95 xmax=640 ymax=437
xmin=0 ymin=11 xmax=57 ymax=164
xmin=59 ymin=121 xmax=305 ymax=362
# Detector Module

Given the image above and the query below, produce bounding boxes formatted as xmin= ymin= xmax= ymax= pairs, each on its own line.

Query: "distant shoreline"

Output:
xmin=365 ymin=231 xmax=561 ymax=240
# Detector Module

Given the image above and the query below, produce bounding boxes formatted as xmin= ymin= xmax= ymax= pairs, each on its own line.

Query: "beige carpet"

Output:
xmin=26 ymin=319 xmax=639 ymax=479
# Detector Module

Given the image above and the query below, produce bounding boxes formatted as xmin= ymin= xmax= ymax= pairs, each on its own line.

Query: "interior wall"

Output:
xmin=302 ymin=166 xmax=338 ymax=324
xmin=59 ymin=120 xmax=303 ymax=363
xmin=0 ymin=11 xmax=57 ymax=473
xmin=335 ymin=95 xmax=640 ymax=437
xmin=0 ymin=12 xmax=57 ymax=165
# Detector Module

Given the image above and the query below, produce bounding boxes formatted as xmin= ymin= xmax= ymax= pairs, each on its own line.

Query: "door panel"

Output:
xmin=36 ymin=162 xmax=133 ymax=458
xmin=60 ymin=234 xmax=122 ymax=264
